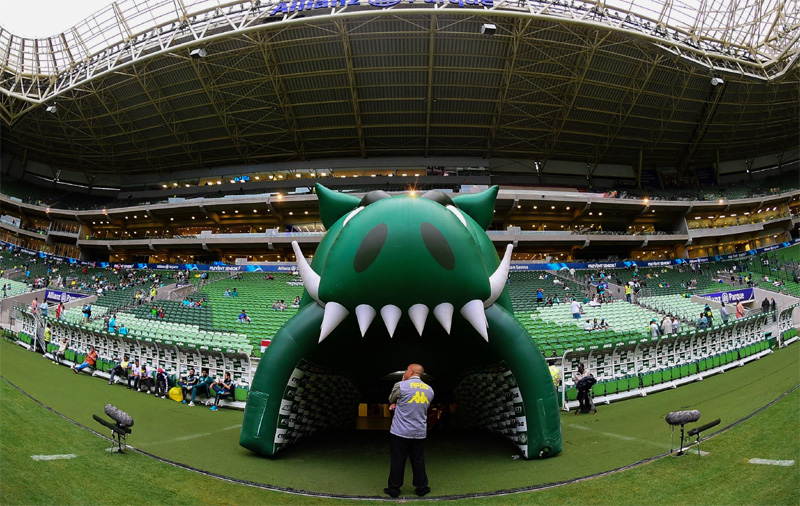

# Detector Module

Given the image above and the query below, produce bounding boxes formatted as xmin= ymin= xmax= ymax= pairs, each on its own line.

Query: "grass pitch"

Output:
xmin=1 ymin=338 xmax=798 ymax=505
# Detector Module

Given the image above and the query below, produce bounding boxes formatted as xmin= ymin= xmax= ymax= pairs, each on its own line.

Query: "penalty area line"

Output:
xmin=31 ymin=454 xmax=76 ymax=461
xmin=748 ymin=458 xmax=795 ymax=467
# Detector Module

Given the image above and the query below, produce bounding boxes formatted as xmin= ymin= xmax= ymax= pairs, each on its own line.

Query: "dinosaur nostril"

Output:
xmin=353 ymin=223 xmax=388 ymax=273
xmin=420 ymin=222 xmax=455 ymax=270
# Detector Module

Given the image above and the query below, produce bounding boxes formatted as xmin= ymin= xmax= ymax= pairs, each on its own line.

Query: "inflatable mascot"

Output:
xmin=240 ymin=184 xmax=562 ymax=459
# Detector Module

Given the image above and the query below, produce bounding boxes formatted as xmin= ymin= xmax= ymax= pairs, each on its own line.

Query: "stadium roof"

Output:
xmin=1 ymin=0 xmax=798 ymax=176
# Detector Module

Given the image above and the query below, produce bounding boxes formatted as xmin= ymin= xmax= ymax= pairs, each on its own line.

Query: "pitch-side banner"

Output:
xmin=44 ymin=289 xmax=90 ymax=304
xmin=698 ymin=288 xmax=755 ymax=304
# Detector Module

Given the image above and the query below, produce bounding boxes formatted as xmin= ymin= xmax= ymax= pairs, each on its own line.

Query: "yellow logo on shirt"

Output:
xmin=407 ymin=391 xmax=430 ymax=404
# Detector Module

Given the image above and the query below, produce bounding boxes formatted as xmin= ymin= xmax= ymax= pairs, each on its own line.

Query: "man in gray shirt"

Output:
xmin=384 ymin=363 xmax=434 ymax=498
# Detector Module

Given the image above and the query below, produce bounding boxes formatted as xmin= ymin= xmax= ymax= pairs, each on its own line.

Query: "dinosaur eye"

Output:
xmin=343 ymin=206 xmax=364 ymax=228
xmin=354 ymin=223 xmax=388 ymax=273
xmin=446 ymin=205 xmax=468 ymax=228
xmin=420 ymin=222 xmax=455 ymax=270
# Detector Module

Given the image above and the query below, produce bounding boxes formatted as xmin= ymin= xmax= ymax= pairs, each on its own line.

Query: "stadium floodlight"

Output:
xmin=190 ymin=48 xmax=208 ymax=59
xmin=45 ymin=104 xmax=57 ymax=114
xmin=481 ymin=23 xmax=496 ymax=35
xmin=710 ymin=77 xmax=724 ymax=86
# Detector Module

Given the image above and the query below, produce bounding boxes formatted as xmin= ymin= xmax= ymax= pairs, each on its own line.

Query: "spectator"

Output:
xmin=661 ymin=316 xmax=672 ymax=335
xmin=598 ymin=318 xmax=609 ymax=329
xmin=736 ymin=300 xmax=745 ymax=319
xmin=138 ymin=364 xmax=154 ymax=393
xmin=224 ymin=288 xmax=232 ymax=297
xmin=649 ymin=319 xmax=659 ymax=337
xmin=570 ymin=299 xmax=583 ymax=319
xmin=291 ymin=296 xmax=301 ymax=308
xmin=118 ymin=323 xmax=128 ymax=336
xmin=43 ymin=323 xmax=52 ymax=352
xmin=671 ymin=317 xmax=680 ymax=334
xmin=272 ymin=300 xmax=282 ymax=311
xmin=231 ymin=288 xmax=238 ymax=298
xmin=583 ymin=319 xmax=593 ymax=331
xmin=31 ymin=297 xmax=39 ymax=314
xmin=53 ymin=337 xmax=68 ymax=365
xmin=150 ymin=305 xmax=158 ymax=318
xmin=696 ymin=312 xmax=708 ymax=330
xmin=82 ymin=303 xmax=92 ymax=323
xmin=108 ymin=355 xmax=130 ymax=386
xmin=770 ymin=297 xmax=777 ymax=322
xmin=536 ymin=288 xmax=544 ymax=304
xmin=238 ymin=309 xmax=252 ymax=323
xmin=186 ymin=368 xmax=215 ymax=407
xmin=40 ymin=300 xmax=49 ymax=318
xmin=72 ymin=345 xmax=98 ymax=374
xmin=761 ymin=297 xmax=770 ymax=314
xmin=129 ymin=359 xmax=142 ymax=389
xmin=704 ymin=305 xmax=714 ymax=328
xmin=157 ymin=307 xmax=165 ymax=319
xmin=55 ymin=302 xmax=65 ymax=320
xmin=155 ymin=367 xmax=170 ymax=399
xmin=210 ymin=372 xmax=235 ymax=411
xmin=103 ymin=315 xmax=110 ymax=331
xmin=179 ymin=368 xmax=199 ymax=404
xmin=108 ymin=314 xmax=116 ymax=333
xmin=720 ymin=303 xmax=730 ymax=324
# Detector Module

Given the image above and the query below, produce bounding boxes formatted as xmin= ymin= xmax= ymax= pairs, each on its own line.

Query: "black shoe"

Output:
xmin=383 ymin=488 xmax=400 ymax=498
xmin=415 ymin=487 xmax=431 ymax=497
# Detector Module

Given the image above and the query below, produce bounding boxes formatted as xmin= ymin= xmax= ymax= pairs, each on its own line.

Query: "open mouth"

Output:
xmin=292 ymin=241 xmax=514 ymax=342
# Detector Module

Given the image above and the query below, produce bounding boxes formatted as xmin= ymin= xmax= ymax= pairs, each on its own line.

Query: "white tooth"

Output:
xmin=433 ymin=303 xmax=454 ymax=334
xmin=484 ymin=244 xmax=513 ymax=308
xmin=461 ymin=299 xmax=489 ymax=341
xmin=380 ymin=305 xmax=402 ymax=338
xmin=355 ymin=304 xmax=376 ymax=337
xmin=291 ymin=241 xmax=323 ymax=306
xmin=408 ymin=304 xmax=429 ymax=336
xmin=319 ymin=302 xmax=348 ymax=343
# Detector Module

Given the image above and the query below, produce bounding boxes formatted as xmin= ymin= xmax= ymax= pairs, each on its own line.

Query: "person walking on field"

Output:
xmin=385 ymin=364 xmax=434 ymax=498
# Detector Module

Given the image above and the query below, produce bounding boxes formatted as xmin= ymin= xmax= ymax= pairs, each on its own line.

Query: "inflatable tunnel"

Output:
xmin=240 ymin=184 xmax=562 ymax=459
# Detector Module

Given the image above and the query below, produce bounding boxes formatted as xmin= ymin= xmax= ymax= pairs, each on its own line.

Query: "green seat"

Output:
xmin=712 ymin=355 xmax=721 ymax=368
xmin=234 ymin=386 xmax=249 ymax=402
xmin=652 ymin=371 xmax=663 ymax=384
xmin=566 ymin=388 xmax=578 ymax=401
xmin=679 ymin=364 xmax=689 ymax=378
xmin=688 ymin=362 xmax=698 ymax=375
xmin=616 ymin=378 xmax=629 ymax=394
xmin=628 ymin=376 xmax=641 ymax=390
xmin=592 ymin=382 xmax=606 ymax=397
xmin=662 ymin=368 xmax=672 ymax=382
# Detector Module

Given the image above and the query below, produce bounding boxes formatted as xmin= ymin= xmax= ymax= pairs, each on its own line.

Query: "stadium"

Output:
xmin=0 ymin=0 xmax=799 ymax=504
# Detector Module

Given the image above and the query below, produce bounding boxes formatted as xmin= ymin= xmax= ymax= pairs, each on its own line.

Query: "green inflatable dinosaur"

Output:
xmin=240 ymin=184 xmax=562 ymax=459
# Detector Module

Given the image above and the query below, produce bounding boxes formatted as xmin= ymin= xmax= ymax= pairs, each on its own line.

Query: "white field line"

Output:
xmin=142 ymin=424 xmax=241 ymax=446
xmin=568 ymin=424 xmax=666 ymax=448
xmin=748 ymin=458 xmax=795 ymax=467
xmin=31 ymin=454 xmax=76 ymax=461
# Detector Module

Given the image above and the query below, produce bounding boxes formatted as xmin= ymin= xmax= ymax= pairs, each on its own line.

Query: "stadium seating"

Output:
xmin=560 ymin=312 xmax=777 ymax=408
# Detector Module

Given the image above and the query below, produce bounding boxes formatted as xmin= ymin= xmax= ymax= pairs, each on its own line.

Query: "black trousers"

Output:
xmin=387 ymin=434 xmax=428 ymax=492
